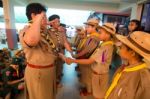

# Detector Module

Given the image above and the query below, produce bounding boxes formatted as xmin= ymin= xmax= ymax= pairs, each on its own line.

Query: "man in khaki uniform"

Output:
xmin=105 ymin=31 xmax=150 ymax=99
xmin=72 ymin=18 xmax=100 ymax=95
xmin=19 ymin=3 xmax=58 ymax=99
xmin=48 ymin=15 xmax=72 ymax=86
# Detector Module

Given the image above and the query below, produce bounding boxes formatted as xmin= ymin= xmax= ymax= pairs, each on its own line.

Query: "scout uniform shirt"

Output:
xmin=91 ymin=41 xmax=114 ymax=74
xmin=105 ymin=63 xmax=150 ymax=99
xmin=76 ymin=36 xmax=87 ymax=54
xmin=49 ymin=28 xmax=66 ymax=53
xmin=90 ymin=41 xmax=114 ymax=98
xmin=76 ymin=32 xmax=100 ymax=59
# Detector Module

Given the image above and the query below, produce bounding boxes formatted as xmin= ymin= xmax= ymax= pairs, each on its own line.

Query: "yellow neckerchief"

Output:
xmin=101 ymin=41 xmax=114 ymax=47
xmin=89 ymin=32 xmax=100 ymax=38
xmin=77 ymin=37 xmax=87 ymax=49
xmin=91 ymin=40 xmax=114 ymax=56
xmin=105 ymin=63 xmax=147 ymax=99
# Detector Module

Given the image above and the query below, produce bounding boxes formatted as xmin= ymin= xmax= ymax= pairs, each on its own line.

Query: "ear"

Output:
xmin=31 ymin=13 xmax=36 ymax=19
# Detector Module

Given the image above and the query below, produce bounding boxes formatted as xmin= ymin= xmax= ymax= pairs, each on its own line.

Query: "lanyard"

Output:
xmin=105 ymin=63 xmax=147 ymax=99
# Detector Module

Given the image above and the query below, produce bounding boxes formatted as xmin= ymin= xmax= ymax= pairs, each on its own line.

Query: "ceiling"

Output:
xmin=13 ymin=0 xmax=139 ymax=6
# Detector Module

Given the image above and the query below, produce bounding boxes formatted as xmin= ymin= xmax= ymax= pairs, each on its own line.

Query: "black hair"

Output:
xmin=48 ymin=14 xmax=60 ymax=21
xmin=26 ymin=3 xmax=47 ymax=21
xmin=129 ymin=19 xmax=141 ymax=31
xmin=60 ymin=23 xmax=66 ymax=28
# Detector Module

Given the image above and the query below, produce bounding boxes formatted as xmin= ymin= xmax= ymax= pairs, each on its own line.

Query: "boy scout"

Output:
xmin=19 ymin=3 xmax=57 ymax=99
xmin=48 ymin=15 xmax=72 ymax=86
xmin=72 ymin=18 xmax=100 ymax=96
xmin=2 ymin=58 xmax=24 ymax=99
xmin=105 ymin=31 xmax=150 ymax=99
xmin=66 ymin=23 xmax=115 ymax=99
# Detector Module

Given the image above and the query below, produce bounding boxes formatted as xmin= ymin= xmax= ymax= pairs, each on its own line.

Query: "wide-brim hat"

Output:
xmin=75 ymin=26 xmax=85 ymax=35
xmin=116 ymin=31 xmax=150 ymax=62
xmin=84 ymin=18 xmax=99 ymax=26
xmin=98 ymin=23 xmax=116 ymax=35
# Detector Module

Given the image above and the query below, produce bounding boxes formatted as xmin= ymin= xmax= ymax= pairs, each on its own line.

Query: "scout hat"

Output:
xmin=75 ymin=26 xmax=85 ymax=35
xmin=116 ymin=31 xmax=150 ymax=62
xmin=84 ymin=18 xmax=99 ymax=26
xmin=98 ymin=23 xmax=116 ymax=35
xmin=11 ymin=58 xmax=20 ymax=65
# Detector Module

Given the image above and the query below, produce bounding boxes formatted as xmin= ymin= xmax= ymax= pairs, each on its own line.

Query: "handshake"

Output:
xmin=58 ymin=53 xmax=76 ymax=65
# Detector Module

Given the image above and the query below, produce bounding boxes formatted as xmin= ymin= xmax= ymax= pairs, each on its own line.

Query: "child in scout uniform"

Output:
xmin=73 ymin=26 xmax=85 ymax=48
xmin=105 ymin=31 xmax=150 ymax=99
xmin=2 ymin=58 xmax=24 ymax=99
xmin=71 ymin=18 xmax=100 ymax=96
xmin=19 ymin=3 xmax=58 ymax=99
xmin=68 ymin=23 xmax=115 ymax=98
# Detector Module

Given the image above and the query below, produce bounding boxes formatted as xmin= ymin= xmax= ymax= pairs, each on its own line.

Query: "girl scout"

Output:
xmin=105 ymin=31 xmax=150 ymax=99
xmin=66 ymin=23 xmax=116 ymax=99
xmin=71 ymin=18 xmax=100 ymax=96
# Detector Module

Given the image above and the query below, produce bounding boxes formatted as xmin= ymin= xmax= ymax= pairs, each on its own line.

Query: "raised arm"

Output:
xmin=23 ymin=12 xmax=45 ymax=47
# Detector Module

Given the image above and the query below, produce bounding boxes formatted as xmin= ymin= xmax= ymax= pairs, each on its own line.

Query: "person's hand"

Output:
xmin=32 ymin=12 xmax=45 ymax=23
xmin=66 ymin=57 xmax=74 ymax=65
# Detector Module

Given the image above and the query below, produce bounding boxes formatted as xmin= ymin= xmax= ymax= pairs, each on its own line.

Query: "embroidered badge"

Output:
xmin=102 ymin=50 xmax=106 ymax=63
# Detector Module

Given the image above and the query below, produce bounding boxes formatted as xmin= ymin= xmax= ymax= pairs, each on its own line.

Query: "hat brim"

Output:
xmin=84 ymin=22 xmax=98 ymax=26
xmin=98 ymin=26 xmax=115 ymax=35
xmin=116 ymin=34 xmax=150 ymax=62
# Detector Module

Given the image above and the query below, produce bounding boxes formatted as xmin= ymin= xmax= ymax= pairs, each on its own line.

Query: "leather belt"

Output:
xmin=27 ymin=63 xmax=54 ymax=69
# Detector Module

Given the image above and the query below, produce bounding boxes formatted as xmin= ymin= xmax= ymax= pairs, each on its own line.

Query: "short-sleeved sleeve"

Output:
xmin=19 ymin=26 xmax=32 ymax=48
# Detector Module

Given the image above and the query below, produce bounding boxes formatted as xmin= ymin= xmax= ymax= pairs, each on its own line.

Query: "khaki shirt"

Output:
xmin=91 ymin=44 xmax=114 ymax=74
xmin=76 ymin=34 xmax=100 ymax=59
xmin=107 ymin=64 xmax=150 ymax=99
xmin=19 ymin=26 xmax=56 ymax=66
xmin=49 ymin=28 xmax=66 ymax=53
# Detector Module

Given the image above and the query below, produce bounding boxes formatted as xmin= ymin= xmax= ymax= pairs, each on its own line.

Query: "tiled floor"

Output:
xmin=56 ymin=51 xmax=93 ymax=99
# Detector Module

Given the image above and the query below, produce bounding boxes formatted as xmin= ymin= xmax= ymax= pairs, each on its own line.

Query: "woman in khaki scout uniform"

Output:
xmin=66 ymin=23 xmax=116 ymax=99
xmin=19 ymin=3 xmax=58 ymax=99
xmin=48 ymin=15 xmax=72 ymax=87
xmin=105 ymin=31 xmax=150 ymax=99
xmin=71 ymin=18 xmax=100 ymax=96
